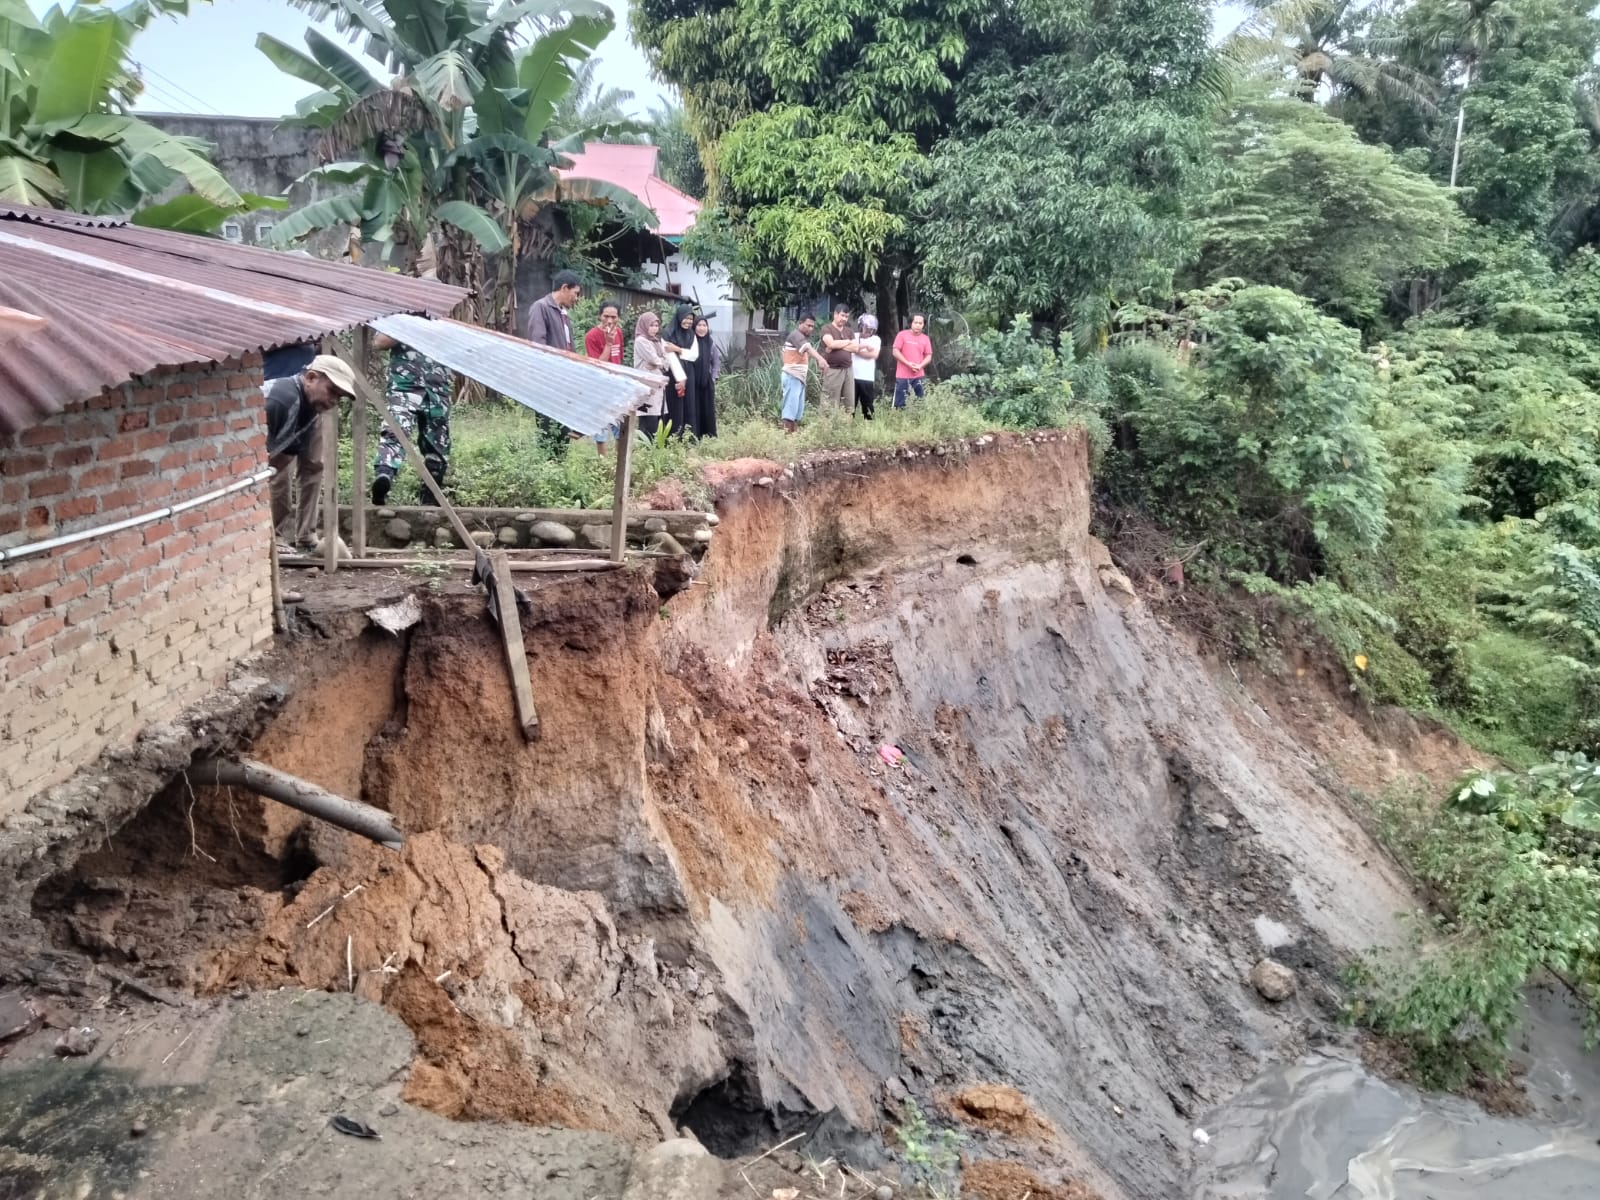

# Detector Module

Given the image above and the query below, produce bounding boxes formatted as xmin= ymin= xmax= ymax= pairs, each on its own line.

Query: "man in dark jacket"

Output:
xmin=263 ymin=354 xmax=356 ymax=544
xmin=525 ymin=270 xmax=583 ymax=450
xmin=525 ymin=270 xmax=583 ymax=350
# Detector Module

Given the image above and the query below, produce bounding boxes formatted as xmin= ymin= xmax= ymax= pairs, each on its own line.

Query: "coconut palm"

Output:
xmin=549 ymin=58 xmax=640 ymax=140
xmin=1225 ymin=0 xmax=1436 ymax=112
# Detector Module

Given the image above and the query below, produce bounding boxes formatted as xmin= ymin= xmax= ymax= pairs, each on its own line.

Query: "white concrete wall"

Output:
xmin=648 ymin=254 xmax=752 ymax=363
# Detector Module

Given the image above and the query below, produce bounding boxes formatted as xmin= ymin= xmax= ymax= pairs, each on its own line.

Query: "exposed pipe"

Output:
xmin=186 ymin=756 xmax=405 ymax=850
xmin=1 ymin=468 xmax=275 ymax=564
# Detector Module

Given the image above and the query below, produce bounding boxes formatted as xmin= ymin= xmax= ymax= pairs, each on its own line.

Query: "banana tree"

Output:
xmin=0 ymin=0 xmax=262 ymax=229
xmin=261 ymin=0 xmax=653 ymax=328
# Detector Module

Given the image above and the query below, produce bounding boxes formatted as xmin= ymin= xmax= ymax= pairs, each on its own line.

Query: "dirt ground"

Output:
xmin=3 ymin=433 xmax=1490 ymax=1200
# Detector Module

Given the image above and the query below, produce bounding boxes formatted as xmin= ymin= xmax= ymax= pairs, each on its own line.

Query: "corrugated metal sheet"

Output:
xmin=369 ymin=314 xmax=666 ymax=437
xmin=0 ymin=204 xmax=468 ymax=435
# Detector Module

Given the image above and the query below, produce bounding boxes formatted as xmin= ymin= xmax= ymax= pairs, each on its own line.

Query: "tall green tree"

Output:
xmin=919 ymin=0 xmax=1218 ymax=340
xmin=680 ymin=105 xmax=922 ymax=309
xmin=1193 ymin=93 xmax=1463 ymax=324
xmin=1444 ymin=0 xmax=1598 ymax=232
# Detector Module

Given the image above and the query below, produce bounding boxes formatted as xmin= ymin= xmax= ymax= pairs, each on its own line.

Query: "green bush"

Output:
xmin=939 ymin=319 xmax=1110 ymax=446
xmin=1348 ymin=764 xmax=1600 ymax=1089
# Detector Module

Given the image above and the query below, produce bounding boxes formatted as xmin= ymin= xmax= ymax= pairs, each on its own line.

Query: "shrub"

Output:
xmin=1348 ymin=767 xmax=1600 ymax=1089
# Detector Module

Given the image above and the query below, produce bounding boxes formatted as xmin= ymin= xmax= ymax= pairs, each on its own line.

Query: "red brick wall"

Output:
xmin=0 ymin=354 xmax=275 ymax=814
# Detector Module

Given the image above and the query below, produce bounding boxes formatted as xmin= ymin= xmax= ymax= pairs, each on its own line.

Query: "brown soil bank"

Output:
xmin=26 ymin=432 xmax=1450 ymax=1200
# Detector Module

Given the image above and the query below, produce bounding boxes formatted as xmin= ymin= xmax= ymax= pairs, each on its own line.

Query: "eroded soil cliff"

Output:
xmin=18 ymin=433 xmax=1467 ymax=1199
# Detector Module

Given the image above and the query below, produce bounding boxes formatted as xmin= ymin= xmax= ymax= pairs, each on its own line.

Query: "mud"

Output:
xmin=0 ymin=987 xmax=631 ymax=1200
xmin=8 ymin=432 xmax=1584 ymax=1200
xmin=1193 ymin=987 xmax=1600 ymax=1198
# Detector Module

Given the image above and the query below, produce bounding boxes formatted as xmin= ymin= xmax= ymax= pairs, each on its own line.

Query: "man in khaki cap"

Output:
xmin=262 ymin=353 xmax=356 ymax=546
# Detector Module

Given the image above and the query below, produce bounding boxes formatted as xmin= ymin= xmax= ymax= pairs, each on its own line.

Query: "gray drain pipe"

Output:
xmin=186 ymin=756 xmax=404 ymax=850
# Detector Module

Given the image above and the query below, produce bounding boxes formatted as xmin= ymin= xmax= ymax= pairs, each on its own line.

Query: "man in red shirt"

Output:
xmin=584 ymin=300 xmax=625 ymax=453
xmin=585 ymin=300 xmax=624 ymax=364
xmin=892 ymin=314 xmax=934 ymax=408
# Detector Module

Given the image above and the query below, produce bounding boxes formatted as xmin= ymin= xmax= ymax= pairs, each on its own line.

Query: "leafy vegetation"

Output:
xmin=259 ymin=0 xmax=653 ymax=325
xmin=0 ymin=0 xmax=272 ymax=229
xmin=1348 ymin=759 xmax=1600 ymax=1087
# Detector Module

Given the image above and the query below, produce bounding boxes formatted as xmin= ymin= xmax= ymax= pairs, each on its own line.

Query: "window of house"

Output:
xmin=666 ymin=283 xmax=682 ymax=296
xmin=255 ymin=221 xmax=275 ymax=243
xmin=221 ymin=222 xmax=243 ymax=243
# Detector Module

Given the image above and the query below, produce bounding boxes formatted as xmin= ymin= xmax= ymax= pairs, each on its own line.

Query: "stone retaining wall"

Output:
xmin=339 ymin=506 xmax=716 ymax=557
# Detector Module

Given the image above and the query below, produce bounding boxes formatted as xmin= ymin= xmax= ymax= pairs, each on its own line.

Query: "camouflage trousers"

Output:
xmin=375 ymin=390 xmax=452 ymax=482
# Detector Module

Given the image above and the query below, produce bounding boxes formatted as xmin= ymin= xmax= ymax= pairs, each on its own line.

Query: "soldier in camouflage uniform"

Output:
xmin=371 ymin=335 xmax=452 ymax=505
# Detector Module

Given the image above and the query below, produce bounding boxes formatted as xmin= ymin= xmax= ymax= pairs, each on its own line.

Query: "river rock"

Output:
xmin=1249 ymin=958 xmax=1297 ymax=1002
xmin=648 ymin=532 xmax=687 ymax=556
xmin=579 ymin=524 xmax=612 ymax=550
xmin=385 ymin=517 xmax=412 ymax=543
xmin=495 ymin=525 xmax=520 ymax=546
xmin=531 ymin=520 xmax=576 ymax=547
xmin=470 ymin=531 xmax=496 ymax=548
xmin=433 ymin=526 xmax=455 ymax=548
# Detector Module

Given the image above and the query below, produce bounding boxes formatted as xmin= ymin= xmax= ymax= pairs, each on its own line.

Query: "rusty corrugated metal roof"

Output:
xmin=369 ymin=314 xmax=666 ymax=437
xmin=0 ymin=204 xmax=468 ymax=435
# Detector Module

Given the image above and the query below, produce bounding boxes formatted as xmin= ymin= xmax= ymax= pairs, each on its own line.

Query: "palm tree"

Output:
xmin=549 ymin=59 xmax=640 ymax=140
xmin=1225 ymin=0 xmax=1436 ymax=112
xmin=645 ymin=97 xmax=706 ymax=197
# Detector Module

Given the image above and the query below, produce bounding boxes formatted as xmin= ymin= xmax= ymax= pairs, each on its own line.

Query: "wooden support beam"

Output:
xmin=320 ymin=337 xmax=339 ymax=574
xmin=351 ymin=327 xmax=370 ymax=558
xmin=610 ymin=412 xmax=636 ymax=564
xmin=332 ymin=343 xmax=476 ymax=551
xmin=279 ymin=555 xmax=623 ymax=573
xmin=487 ymin=549 xmax=540 ymax=741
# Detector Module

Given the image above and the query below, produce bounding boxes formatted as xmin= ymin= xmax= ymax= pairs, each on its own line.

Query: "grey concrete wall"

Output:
xmin=143 ymin=114 xmax=350 ymax=259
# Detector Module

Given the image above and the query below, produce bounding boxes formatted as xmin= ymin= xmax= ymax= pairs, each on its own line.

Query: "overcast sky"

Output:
xmin=44 ymin=0 xmax=1248 ymax=121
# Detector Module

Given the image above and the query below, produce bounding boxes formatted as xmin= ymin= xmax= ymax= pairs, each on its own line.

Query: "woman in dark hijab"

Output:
xmin=664 ymin=304 xmax=699 ymax=437
xmin=688 ymin=315 xmax=718 ymax=438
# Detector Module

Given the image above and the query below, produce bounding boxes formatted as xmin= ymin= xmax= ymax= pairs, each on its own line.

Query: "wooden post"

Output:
xmin=351 ymin=327 xmax=370 ymax=558
xmin=321 ymin=404 xmax=339 ymax=573
xmin=609 ymin=412 xmax=636 ymax=563
xmin=329 ymin=346 xmax=477 ymax=551
xmin=487 ymin=550 xmax=539 ymax=740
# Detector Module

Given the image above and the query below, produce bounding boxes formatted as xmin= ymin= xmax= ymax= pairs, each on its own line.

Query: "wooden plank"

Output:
xmin=609 ymin=412 xmax=636 ymax=563
xmin=321 ymin=338 xmax=339 ymax=573
xmin=488 ymin=549 xmax=539 ymax=740
xmin=279 ymin=555 xmax=624 ymax=573
xmin=351 ymin=327 xmax=370 ymax=557
xmin=332 ymin=344 xmax=477 ymax=550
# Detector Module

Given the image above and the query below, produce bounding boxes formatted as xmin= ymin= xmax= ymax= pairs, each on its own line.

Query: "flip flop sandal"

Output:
xmin=330 ymin=1115 xmax=380 ymax=1139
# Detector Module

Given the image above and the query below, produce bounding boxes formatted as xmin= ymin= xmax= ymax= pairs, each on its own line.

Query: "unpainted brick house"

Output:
xmin=0 ymin=205 xmax=462 ymax=818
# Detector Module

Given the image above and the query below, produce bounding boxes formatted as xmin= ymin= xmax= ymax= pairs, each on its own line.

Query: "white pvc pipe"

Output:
xmin=1 ymin=468 xmax=276 ymax=564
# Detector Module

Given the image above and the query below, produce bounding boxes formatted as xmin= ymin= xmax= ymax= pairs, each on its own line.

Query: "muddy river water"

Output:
xmin=1192 ymin=988 xmax=1600 ymax=1198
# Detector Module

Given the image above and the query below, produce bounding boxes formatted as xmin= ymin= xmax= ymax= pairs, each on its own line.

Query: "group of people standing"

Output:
xmin=630 ymin=305 xmax=720 ymax=439
xmin=781 ymin=306 xmax=933 ymax=433
xmin=265 ymin=270 xmax=934 ymax=537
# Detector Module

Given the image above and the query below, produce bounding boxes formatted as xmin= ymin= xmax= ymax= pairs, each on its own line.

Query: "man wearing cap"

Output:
xmin=263 ymin=354 xmax=356 ymax=546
